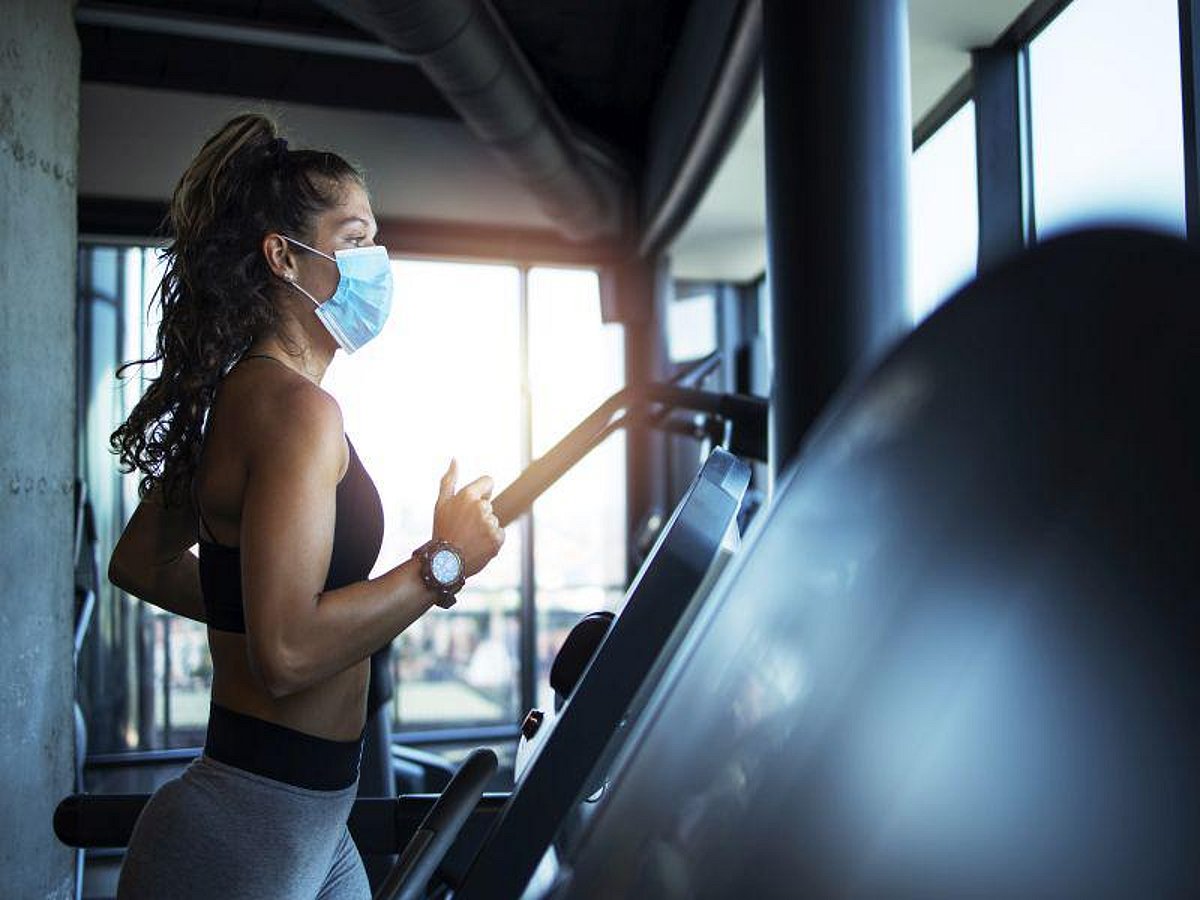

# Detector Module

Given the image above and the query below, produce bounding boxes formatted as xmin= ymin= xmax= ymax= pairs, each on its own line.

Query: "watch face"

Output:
xmin=430 ymin=548 xmax=462 ymax=585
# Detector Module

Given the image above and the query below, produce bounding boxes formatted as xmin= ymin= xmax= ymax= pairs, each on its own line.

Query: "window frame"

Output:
xmin=912 ymin=0 xmax=1199 ymax=303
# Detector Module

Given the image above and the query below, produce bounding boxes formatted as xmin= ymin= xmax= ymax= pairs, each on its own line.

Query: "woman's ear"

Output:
xmin=262 ymin=233 xmax=296 ymax=281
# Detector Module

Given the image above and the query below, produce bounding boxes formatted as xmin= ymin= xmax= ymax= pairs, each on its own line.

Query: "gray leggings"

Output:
xmin=116 ymin=754 xmax=370 ymax=899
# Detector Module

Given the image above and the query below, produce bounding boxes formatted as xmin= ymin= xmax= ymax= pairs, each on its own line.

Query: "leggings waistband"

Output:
xmin=204 ymin=702 xmax=365 ymax=792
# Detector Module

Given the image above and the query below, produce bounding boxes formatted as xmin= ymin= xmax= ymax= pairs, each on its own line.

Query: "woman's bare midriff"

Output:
xmin=198 ymin=362 xmax=368 ymax=742
xmin=209 ymin=630 xmax=369 ymax=741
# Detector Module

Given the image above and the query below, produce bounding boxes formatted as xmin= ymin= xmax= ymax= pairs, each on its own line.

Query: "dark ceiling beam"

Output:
xmin=76 ymin=2 xmax=413 ymax=63
xmin=375 ymin=219 xmax=625 ymax=266
xmin=77 ymin=196 xmax=622 ymax=267
xmin=78 ymin=25 xmax=455 ymax=120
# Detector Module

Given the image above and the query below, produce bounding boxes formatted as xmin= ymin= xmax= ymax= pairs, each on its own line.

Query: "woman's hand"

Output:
xmin=432 ymin=458 xmax=505 ymax=578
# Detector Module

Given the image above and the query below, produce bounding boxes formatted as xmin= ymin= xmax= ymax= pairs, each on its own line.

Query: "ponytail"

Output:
xmin=110 ymin=113 xmax=364 ymax=506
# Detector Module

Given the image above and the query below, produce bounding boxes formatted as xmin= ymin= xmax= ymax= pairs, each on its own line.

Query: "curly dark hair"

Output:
xmin=110 ymin=113 xmax=364 ymax=507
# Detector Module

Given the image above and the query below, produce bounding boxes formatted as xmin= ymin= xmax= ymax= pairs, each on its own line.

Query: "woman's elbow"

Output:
xmin=250 ymin=641 xmax=309 ymax=699
xmin=107 ymin=548 xmax=140 ymax=596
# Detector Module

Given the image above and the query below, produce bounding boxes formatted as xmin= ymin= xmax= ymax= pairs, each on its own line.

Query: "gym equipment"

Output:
xmin=513 ymin=612 xmax=615 ymax=780
xmin=373 ymin=748 xmax=497 ymax=900
xmin=492 ymin=385 xmax=765 ymax=527
xmin=548 ymin=612 xmax=615 ymax=713
xmin=529 ymin=229 xmax=1200 ymax=898
xmin=451 ymin=448 xmax=750 ymax=898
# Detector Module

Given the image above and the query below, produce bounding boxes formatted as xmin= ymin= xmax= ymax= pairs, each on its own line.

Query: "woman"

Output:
xmin=107 ymin=113 xmax=504 ymax=899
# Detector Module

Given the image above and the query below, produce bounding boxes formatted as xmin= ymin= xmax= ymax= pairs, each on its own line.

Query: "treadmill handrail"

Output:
xmin=670 ymin=350 xmax=721 ymax=387
xmin=492 ymin=382 xmax=767 ymax=526
xmin=53 ymin=792 xmax=511 ymax=854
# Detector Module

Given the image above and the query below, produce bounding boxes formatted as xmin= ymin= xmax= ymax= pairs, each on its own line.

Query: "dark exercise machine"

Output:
xmin=55 ymin=379 xmax=763 ymax=900
xmin=450 ymin=447 xmax=750 ymax=899
xmin=525 ymin=230 xmax=1200 ymax=898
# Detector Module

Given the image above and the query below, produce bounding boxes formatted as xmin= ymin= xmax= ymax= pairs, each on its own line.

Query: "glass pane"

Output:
xmin=528 ymin=267 xmax=626 ymax=712
xmin=1029 ymin=0 xmax=1185 ymax=238
xmin=86 ymin=300 xmax=121 ymax=558
xmin=79 ymin=244 xmax=156 ymax=752
xmin=391 ymin=605 xmax=521 ymax=727
xmin=325 ymin=259 xmax=524 ymax=729
xmin=909 ymin=101 xmax=979 ymax=322
xmin=90 ymin=246 xmax=120 ymax=301
xmin=667 ymin=292 xmax=718 ymax=362
xmin=80 ymin=288 xmax=131 ymax=753
xmin=153 ymin=614 xmax=213 ymax=747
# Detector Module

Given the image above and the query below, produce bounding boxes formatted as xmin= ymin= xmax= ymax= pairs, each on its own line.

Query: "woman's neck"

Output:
xmin=246 ymin=322 xmax=334 ymax=384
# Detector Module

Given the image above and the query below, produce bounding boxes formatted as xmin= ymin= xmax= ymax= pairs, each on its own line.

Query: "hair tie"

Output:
xmin=268 ymin=137 xmax=289 ymax=166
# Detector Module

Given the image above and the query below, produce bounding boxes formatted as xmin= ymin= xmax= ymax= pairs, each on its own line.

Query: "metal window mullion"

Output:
xmin=1180 ymin=0 xmax=1200 ymax=240
xmin=162 ymin=616 xmax=172 ymax=746
xmin=1019 ymin=44 xmax=1039 ymax=245
xmin=972 ymin=43 xmax=1031 ymax=269
xmin=121 ymin=249 xmax=151 ymax=750
xmin=78 ymin=246 xmax=103 ymax=750
xmin=517 ymin=266 xmax=537 ymax=718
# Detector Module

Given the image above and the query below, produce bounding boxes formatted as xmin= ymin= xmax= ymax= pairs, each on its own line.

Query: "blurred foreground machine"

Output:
xmin=534 ymin=229 xmax=1200 ymax=898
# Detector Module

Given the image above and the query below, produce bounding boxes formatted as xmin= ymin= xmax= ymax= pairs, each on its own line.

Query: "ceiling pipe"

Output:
xmin=315 ymin=0 xmax=628 ymax=243
xmin=639 ymin=0 xmax=762 ymax=258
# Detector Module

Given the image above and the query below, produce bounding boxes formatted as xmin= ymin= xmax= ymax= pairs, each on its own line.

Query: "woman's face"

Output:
xmin=285 ymin=179 xmax=379 ymax=304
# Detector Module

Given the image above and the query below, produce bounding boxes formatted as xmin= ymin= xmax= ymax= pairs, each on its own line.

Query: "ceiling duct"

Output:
xmin=316 ymin=0 xmax=627 ymax=243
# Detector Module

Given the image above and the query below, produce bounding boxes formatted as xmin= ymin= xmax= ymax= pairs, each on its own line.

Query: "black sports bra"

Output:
xmin=197 ymin=437 xmax=384 ymax=633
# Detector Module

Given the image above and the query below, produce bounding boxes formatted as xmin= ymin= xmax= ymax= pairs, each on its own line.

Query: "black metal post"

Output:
xmin=161 ymin=615 xmax=172 ymax=746
xmin=762 ymin=0 xmax=911 ymax=476
xmin=972 ymin=45 xmax=1030 ymax=269
xmin=136 ymin=602 xmax=153 ymax=749
xmin=1180 ymin=0 xmax=1200 ymax=240
xmin=621 ymin=257 xmax=669 ymax=584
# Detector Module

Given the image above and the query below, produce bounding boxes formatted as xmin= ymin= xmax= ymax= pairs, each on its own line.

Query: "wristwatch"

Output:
xmin=413 ymin=539 xmax=466 ymax=608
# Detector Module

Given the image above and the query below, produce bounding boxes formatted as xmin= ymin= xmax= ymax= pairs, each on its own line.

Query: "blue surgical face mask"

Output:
xmin=281 ymin=235 xmax=393 ymax=354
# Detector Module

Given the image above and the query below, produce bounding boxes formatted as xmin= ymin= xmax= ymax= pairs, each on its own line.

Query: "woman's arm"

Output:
xmin=240 ymin=385 xmax=503 ymax=699
xmin=108 ymin=486 xmax=207 ymax=624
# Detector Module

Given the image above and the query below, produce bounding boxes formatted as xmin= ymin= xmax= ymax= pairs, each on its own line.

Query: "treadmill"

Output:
xmin=446 ymin=447 xmax=750 ymax=899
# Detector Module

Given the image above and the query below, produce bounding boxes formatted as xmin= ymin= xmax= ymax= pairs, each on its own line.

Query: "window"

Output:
xmin=909 ymin=101 xmax=979 ymax=323
xmin=1029 ymin=0 xmax=1186 ymax=238
xmin=325 ymin=260 xmax=525 ymax=729
xmin=320 ymin=261 xmax=628 ymax=729
xmin=78 ymin=242 xmax=214 ymax=751
xmin=78 ymin=244 xmax=134 ymax=753
xmin=667 ymin=292 xmax=718 ymax=362
xmin=527 ymin=267 xmax=626 ymax=711
xmin=80 ymin=248 xmax=627 ymax=748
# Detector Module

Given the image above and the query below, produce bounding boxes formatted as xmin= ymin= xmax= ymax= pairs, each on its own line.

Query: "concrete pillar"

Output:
xmin=0 ymin=1 xmax=80 ymax=896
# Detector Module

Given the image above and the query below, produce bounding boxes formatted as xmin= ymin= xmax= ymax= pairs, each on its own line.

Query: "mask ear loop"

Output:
xmin=281 ymin=234 xmax=336 ymax=262
xmin=283 ymin=272 xmax=321 ymax=307
xmin=277 ymin=234 xmax=335 ymax=306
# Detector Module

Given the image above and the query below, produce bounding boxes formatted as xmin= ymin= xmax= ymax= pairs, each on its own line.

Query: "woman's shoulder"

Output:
xmin=216 ymin=363 xmax=344 ymax=454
